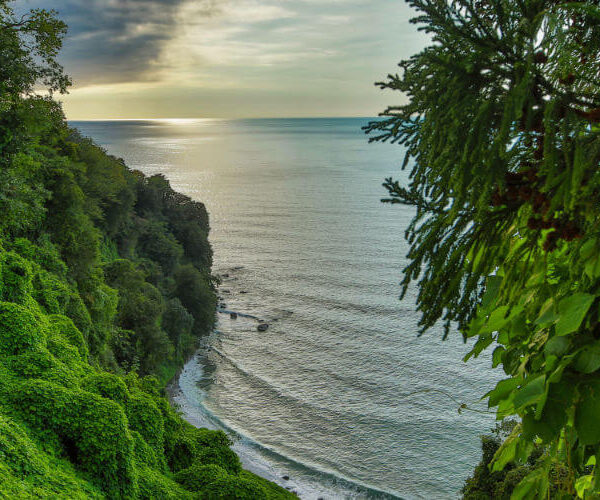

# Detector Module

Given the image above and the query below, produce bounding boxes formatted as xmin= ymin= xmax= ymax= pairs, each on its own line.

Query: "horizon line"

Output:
xmin=67 ymin=116 xmax=381 ymax=122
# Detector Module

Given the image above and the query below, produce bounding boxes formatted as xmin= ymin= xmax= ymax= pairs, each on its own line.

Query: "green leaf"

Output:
xmin=464 ymin=333 xmax=492 ymax=361
xmin=480 ymin=275 xmax=502 ymax=310
xmin=513 ymin=375 xmax=545 ymax=411
xmin=510 ymin=468 xmax=548 ymax=500
xmin=480 ymin=305 xmax=511 ymax=334
xmin=584 ymin=256 xmax=600 ymax=280
xmin=535 ymin=298 xmax=558 ymax=326
xmin=509 ymin=313 xmax=528 ymax=341
xmin=555 ymin=293 xmax=595 ymax=336
xmin=580 ymin=238 xmax=597 ymax=261
xmin=575 ymin=474 xmax=593 ymax=499
xmin=491 ymin=429 xmax=518 ymax=472
xmin=575 ymin=380 xmax=600 ymax=445
xmin=574 ymin=342 xmax=600 ymax=374
xmin=544 ymin=336 xmax=570 ymax=357
xmin=487 ymin=377 xmax=521 ymax=407
xmin=492 ymin=346 xmax=505 ymax=368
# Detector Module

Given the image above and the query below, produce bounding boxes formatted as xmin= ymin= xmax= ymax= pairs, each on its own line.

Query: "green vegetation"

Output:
xmin=368 ymin=0 xmax=600 ymax=497
xmin=0 ymin=2 xmax=293 ymax=498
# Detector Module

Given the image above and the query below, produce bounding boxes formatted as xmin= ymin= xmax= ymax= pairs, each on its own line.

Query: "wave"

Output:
xmin=208 ymin=345 xmax=423 ymax=425
xmin=176 ymin=355 xmax=403 ymax=500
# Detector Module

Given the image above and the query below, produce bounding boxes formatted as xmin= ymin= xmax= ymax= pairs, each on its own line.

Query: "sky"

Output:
xmin=17 ymin=0 xmax=429 ymax=119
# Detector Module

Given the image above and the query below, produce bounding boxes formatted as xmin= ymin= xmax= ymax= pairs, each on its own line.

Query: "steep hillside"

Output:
xmin=0 ymin=3 xmax=293 ymax=497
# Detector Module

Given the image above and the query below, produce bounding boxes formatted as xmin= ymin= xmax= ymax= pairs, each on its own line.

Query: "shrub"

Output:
xmin=198 ymin=474 xmax=268 ymax=499
xmin=166 ymin=426 xmax=196 ymax=473
xmin=131 ymin=431 xmax=160 ymax=469
xmin=48 ymin=314 xmax=88 ymax=360
xmin=6 ymin=350 xmax=79 ymax=388
xmin=31 ymin=269 xmax=71 ymax=315
xmin=81 ymin=373 xmax=129 ymax=406
xmin=166 ymin=425 xmax=241 ymax=475
xmin=46 ymin=336 xmax=84 ymax=370
xmin=11 ymin=237 xmax=68 ymax=277
xmin=0 ymin=302 xmax=45 ymax=355
xmin=195 ymin=445 xmax=242 ymax=475
xmin=126 ymin=390 xmax=165 ymax=453
xmin=0 ymin=252 xmax=33 ymax=304
xmin=0 ymin=413 xmax=49 ymax=478
xmin=64 ymin=291 xmax=93 ymax=340
xmin=11 ymin=379 xmax=137 ymax=497
xmin=137 ymin=465 xmax=193 ymax=500
xmin=174 ymin=463 xmax=228 ymax=491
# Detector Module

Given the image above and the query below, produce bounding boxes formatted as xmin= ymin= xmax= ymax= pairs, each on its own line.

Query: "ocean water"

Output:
xmin=71 ymin=118 xmax=501 ymax=499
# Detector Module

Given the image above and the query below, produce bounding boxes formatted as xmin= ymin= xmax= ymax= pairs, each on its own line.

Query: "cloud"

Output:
xmin=15 ymin=0 xmax=430 ymax=118
xmin=16 ymin=0 xmax=221 ymax=85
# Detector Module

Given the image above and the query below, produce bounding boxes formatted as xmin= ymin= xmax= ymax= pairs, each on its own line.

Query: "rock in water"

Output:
xmin=257 ymin=323 xmax=269 ymax=332
xmin=230 ymin=312 xmax=238 ymax=319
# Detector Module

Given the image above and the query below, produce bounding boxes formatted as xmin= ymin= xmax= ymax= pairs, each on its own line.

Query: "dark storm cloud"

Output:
xmin=16 ymin=0 xmax=219 ymax=85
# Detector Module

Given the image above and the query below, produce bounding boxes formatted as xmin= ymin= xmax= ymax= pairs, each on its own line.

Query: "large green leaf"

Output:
xmin=575 ymin=474 xmax=593 ymax=499
xmin=575 ymin=380 xmax=600 ymax=445
xmin=574 ymin=343 xmax=600 ymax=374
xmin=480 ymin=305 xmax=511 ymax=334
xmin=491 ymin=429 xmax=518 ymax=472
xmin=535 ymin=298 xmax=558 ymax=326
xmin=510 ymin=468 xmax=548 ymax=500
xmin=555 ymin=293 xmax=595 ymax=336
xmin=487 ymin=377 xmax=522 ymax=407
xmin=480 ymin=274 xmax=502 ymax=310
xmin=513 ymin=375 xmax=546 ymax=412
xmin=544 ymin=336 xmax=570 ymax=357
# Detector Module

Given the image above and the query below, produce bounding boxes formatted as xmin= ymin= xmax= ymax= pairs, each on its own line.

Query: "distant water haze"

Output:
xmin=72 ymin=118 xmax=501 ymax=499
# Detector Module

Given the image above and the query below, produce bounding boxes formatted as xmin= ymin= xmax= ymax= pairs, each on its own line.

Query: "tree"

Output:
xmin=0 ymin=3 xmax=70 ymax=157
xmin=367 ymin=0 xmax=600 ymax=497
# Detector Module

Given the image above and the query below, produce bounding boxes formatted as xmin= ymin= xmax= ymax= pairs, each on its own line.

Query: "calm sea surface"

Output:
xmin=71 ymin=118 xmax=501 ymax=499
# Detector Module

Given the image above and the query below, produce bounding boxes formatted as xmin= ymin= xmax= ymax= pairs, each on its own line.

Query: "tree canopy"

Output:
xmin=367 ymin=0 xmax=600 ymax=497
xmin=0 ymin=3 xmax=293 ymax=498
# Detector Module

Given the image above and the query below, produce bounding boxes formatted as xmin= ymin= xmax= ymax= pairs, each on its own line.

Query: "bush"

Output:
xmin=81 ymin=373 xmax=129 ymax=406
xmin=166 ymin=425 xmax=241 ymax=476
xmin=48 ymin=314 xmax=88 ymax=360
xmin=0 ymin=413 xmax=49 ymax=478
xmin=6 ymin=350 xmax=79 ymax=388
xmin=10 ymin=237 xmax=68 ymax=278
xmin=32 ymin=269 xmax=71 ymax=315
xmin=11 ymin=379 xmax=137 ymax=498
xmin=0 ymin=302 xmax=45 ymax=355
xmin=126 ymin=390 xmax=165 ymax=453
xmin=195 ymin=445 xmax=242 ymax=475
xmin=198 ymin=474 xmax=268 ymax=499
xmin=64 ymin=291 xmax=93 ymax=340
xmin=131 ymin=431 xmax=160 ymax=469
xmin=174 ymin=463 xmax=228 ymax=491
xmin=137 ymin=465 xmax=192 ymax=500
xmin=0 ymin=252 xmax=33 ymax=303
xmin=46 ymin=336 xmax=84 ymax=370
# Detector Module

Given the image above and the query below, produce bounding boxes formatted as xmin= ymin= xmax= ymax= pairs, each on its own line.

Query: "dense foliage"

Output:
xmin=0 ymin=2 xmax=293 ymax=498
xmin=367 ymin=0 xmax=600 ymax=497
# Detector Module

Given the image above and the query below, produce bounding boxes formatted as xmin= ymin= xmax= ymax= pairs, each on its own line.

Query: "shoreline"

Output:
xmin=165 ymin=352 xmax=307 ymax=497
xmin=164 ymin=262 xmax=406 ymax=500
xmin=166 ymin=338 xmax=404 ymax=500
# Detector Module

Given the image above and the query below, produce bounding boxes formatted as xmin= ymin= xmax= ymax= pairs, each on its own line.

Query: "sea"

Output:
xmin=71 ymin=118 xmax=502 ymax=500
